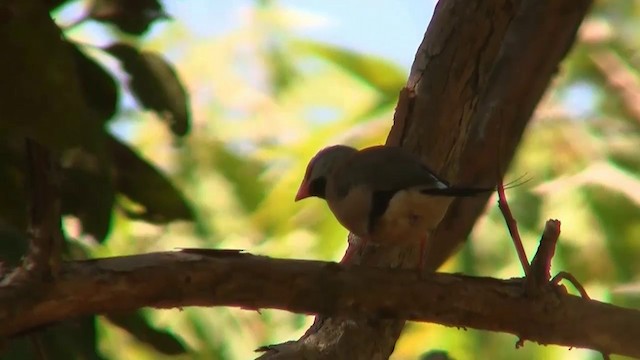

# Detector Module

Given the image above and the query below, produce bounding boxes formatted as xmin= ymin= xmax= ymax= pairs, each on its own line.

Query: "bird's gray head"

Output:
xmin=295 ymin=145 xmax=357 ymax=201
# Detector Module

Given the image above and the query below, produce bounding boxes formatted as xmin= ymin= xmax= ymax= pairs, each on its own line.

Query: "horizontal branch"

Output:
xmin=0 ymin=250 xmax=638 ymax=357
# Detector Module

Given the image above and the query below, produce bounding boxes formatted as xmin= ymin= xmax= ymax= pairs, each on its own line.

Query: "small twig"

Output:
xmin=552 ymin=271 xmax=591 ymax=300
xmin=496 ymin=179 xmax=531 ymax=276
xmin=526 ymin=219 xmax=561 ymax=295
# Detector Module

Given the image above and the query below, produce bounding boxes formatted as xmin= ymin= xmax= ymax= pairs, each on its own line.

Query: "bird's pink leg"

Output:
xmin=340 ymin=234 xmax=368 ymax=264
xmin=497 ymin=179 xmax=531 ymax=276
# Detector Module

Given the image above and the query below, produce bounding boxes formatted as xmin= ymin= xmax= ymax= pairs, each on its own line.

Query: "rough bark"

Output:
xmin=0 ymin=251 xmax=638 ymax=358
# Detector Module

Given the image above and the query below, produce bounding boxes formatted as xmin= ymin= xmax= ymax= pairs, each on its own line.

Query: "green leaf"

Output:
xmin=3 ymin=317 xmax=105 ymax=360
xmin=106 ymin=43 xmax=191 ymax=136
xmin=1 ymin=6 xmax=104 ymax=152
xmin=89 ymin=0 xmax=169 ymax=36
xmin=105 ymin=312 xmax=188 ymax=355
xmin=291 ymin=39 xmax=406 ymax=101
xmin=60 ymin=147 xmax=115 ymax=242
xmin=264 ymin=44 xmax=300 ymax=96
xmin=586 ymin=187 xmax=640 ymax=281
xmin=46 ymin=0 xmax=76 ymax=11
xmin=70 ymin=43 xmax=119 ymax=124
xmin=185 ymin=310 xmax=232 ymax=359
xmin=108 ymin=135 xmax=194 ymax=223
xmin=214 ymin=144 xmax=267 ymax=213
xmin=0 ymin=137 xmax=114 ymax=243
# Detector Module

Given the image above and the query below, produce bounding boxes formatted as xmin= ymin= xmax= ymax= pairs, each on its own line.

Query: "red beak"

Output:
xmin=295 ymin=181 xmax=310 ymax=201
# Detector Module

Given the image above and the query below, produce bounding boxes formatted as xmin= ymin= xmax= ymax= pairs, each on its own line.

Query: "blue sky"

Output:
xmin=164 ymin=0 xmax=436 ymax=71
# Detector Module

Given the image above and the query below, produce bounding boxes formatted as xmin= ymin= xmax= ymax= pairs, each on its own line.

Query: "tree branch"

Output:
xmin=0 ymin=251 xmax=638 ymax=357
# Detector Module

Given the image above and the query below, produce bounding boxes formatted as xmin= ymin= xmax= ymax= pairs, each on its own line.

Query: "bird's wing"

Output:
xmin=329 ymin=146 xmax=494 ymax=234
xmin=331 ymin=145 xmax=447 ymax=198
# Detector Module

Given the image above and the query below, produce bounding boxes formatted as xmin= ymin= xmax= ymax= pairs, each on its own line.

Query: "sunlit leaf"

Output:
xmin=70 ymin=43 xmax=119 ymax=124
xmin=213 ymin=144 xmax=267 ymax=213
xmin=106 ymin=43 xmax=191 ymax=136
xmin=46 ymin=0 xmax=76 ymax=11
xmin=89 ymin=0 xmax=169 ymax=35
xmin=106 ymin=312 xmax=188 ymax=355
xmin=60 ymin=151 xmax=115 ymax=242
xmin=264 ymin=44 xmax=300 ymax=95
xmin=291 ymin=39 xmax=406 ymax=102
xmin=586 ymin=187 xmax=640 ymax=282
xmin=108 ymin=135 xmax=194 ymax=223
xmin=186 ymin=310 xmax=232 ymax=358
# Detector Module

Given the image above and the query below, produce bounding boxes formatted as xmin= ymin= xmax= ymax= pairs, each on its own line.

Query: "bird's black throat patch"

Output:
xmin=309 ymin=177 xmax=327 ymax=199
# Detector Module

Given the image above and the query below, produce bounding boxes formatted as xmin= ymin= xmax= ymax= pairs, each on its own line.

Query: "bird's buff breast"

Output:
xmin=326 ymin=186 xmax=371 ymax=238
xmin=327 ymin=186 xmax=453 ymax=244
xmin=371 ymin=190 xmax=453 ymax=244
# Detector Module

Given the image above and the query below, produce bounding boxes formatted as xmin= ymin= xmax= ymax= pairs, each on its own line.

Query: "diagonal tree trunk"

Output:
xmin=257 ymin=0 xmax=592 ymax=358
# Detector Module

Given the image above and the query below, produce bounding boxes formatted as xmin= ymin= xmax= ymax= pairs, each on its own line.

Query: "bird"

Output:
xmin=294 ymin=144 xmax=496 ymax=268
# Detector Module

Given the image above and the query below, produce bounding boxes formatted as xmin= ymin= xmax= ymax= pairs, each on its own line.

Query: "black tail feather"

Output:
xmin=419 ymin=187 xmax=495 ymax=197
xmin=503 ymin=173 xmax=532 ymax=189
xmin=419 ymin=175 xmax=531 ymax=197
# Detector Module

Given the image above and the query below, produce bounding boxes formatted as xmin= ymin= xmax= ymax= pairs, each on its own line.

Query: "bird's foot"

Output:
xmin=340 ymin=234 xmax=369 ymax=264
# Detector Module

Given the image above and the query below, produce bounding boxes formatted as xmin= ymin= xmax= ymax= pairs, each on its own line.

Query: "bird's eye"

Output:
xmin=309 ymin=177 xmax=327 ymax=199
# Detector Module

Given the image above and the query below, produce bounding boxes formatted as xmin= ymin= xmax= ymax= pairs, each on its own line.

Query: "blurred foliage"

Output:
xmin=1 ymin=0 xmax=639 ymax=359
